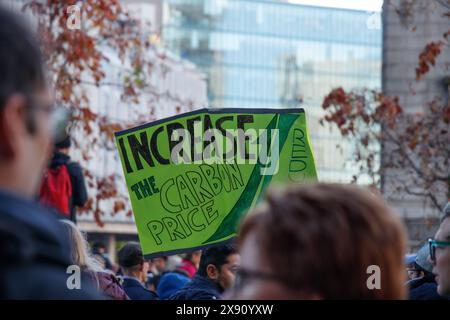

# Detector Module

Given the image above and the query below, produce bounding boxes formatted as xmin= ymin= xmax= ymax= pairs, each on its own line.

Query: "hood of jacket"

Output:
xmin=50 ymin=151 xmax=71 ymax=169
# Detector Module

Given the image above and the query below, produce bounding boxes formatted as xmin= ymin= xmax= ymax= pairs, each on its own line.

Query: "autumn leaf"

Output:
xmin=113 ymin=201 xmax=126 ymax=213
xmin=416 ymin=41 xmax=444 ymax=80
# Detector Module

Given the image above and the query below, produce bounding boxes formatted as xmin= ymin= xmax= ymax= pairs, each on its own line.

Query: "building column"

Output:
xmin=107 ymin=234 xmax=116 ymax=264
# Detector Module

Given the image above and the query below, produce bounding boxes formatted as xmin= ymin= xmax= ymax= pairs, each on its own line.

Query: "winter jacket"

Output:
xmin=121 ymin=277 xmax=158 ymax=300
xmin=169 ymin=274 xmax=223 ymax=300
xmin=0 ymin=189 xmax=101 ymax=299
xmin=86 ymin=271 xmax=129 ymax=300
xmin=408 ymin=274 xmax=450 ymax=300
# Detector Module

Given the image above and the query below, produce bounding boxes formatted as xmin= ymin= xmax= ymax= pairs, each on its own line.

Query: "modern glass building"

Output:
xmin=164 ymin=0 xmax=381 ymax=182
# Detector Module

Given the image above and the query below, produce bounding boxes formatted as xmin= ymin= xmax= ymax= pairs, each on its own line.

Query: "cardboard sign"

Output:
xmin=115 ymin=108 xmax=317 ymax=258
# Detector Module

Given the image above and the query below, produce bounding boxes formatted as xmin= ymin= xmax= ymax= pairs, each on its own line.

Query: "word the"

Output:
xmin=131 ymin=176 xmax=159 ymax=200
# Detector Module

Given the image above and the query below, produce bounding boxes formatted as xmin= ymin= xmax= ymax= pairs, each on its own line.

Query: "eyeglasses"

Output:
xmin=27 ymin=98 xmax=72 ymax=142
xmin=428 ymin=238 xmax=450 ymax=262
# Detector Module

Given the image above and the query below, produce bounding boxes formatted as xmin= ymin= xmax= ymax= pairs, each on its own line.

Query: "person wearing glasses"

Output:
xmin=231 ymin=183 xmax=407 ymax=299
xmin=170 ymin=244 xmax=240 ymax=300
xmin=0 ymin=7 xmax=99 ymax=299
xmin=430 ymin=202 xmax=450 ymax=297
xmin=408 ymin=243 xmax=448 ymax=300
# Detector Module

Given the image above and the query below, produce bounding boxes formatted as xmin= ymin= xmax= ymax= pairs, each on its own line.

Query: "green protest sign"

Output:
xmin=115 ymin=108 xmax=317 ymax=258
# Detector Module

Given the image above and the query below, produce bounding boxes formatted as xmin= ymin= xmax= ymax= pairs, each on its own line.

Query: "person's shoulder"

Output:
xmin=0 ymin=263 xmax=103 ymax=300
xmin=122 ymin=279 xmax=158 ymax=300
xmin=190 ymin=289 xmax=220 ymax=300
xmin=168 ymin=288 xmax=188 ymax=300
xmin=122 ymin=277 xmax=141 ymax=288
xmin=407 ymin=277 xmax=424 ymax=289
xmin=409 ymin=282 xmax=440 ymax=300
xmin=0 ymin=195 xmax=72 ymax=263
xmin=97 ymin=271 xmax=124 ymax=290
xmin=130 ymin=287 xmax=158 ymax=300
xmin=171 ymin=289 xmax=219 ymax=300
xmin=96 ymin=272 xmax=129 ymax=300
xmin=170 ymin=284 xmax=219 ymax=301
xmin=66 ymin=161 xmax=83 ymax=173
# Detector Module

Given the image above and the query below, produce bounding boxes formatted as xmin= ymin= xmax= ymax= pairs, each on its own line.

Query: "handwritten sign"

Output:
xmin=115 ymin=108 xmax=317 ymax=258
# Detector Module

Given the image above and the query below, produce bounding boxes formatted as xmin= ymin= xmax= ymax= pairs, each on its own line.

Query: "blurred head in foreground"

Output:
xmin=232 ymin=183 xmax=407 ymax=300
xmin=0 ymin=5 xmax=53 ymax=197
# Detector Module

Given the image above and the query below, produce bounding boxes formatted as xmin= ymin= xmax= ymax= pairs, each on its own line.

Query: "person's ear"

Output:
xmin=138 ymin=262 xmax=145 ymax=272
xmin=0 ymin=95 xmax=28 ymax=160
xmin=206 ymin=264 xmax=219 ymax=280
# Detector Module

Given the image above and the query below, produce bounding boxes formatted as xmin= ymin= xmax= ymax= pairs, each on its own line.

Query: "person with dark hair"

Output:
xmin=170 ymin=245 xmax=240 ymax=300
xmin=118 ymin=242 xmax=158 ymax=300
xmin=232 ymin=183 xmax=407 ymax=300
xmin=40 ymin=134 xmax=87 ymax=223
xmin=430 ymin=201 xmax=450 ymax=297
xmin=0 ymin=6 xmax=99 ymax=299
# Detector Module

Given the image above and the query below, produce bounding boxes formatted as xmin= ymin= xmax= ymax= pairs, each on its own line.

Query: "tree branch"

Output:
xmin=404 ymin=185 xmax=444 ymax=212
xmin=434 ymin=0 xmax=450 ymax=11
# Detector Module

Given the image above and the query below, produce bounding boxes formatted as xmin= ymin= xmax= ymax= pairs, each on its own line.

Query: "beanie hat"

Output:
xmin=157 ymin=272 xmax=190 ymax=299
xmin=55 ymin=134 xmax=71 ymax=149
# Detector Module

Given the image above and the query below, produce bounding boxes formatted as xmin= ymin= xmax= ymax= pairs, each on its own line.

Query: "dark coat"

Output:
xmin=121 ymin=277 xmax=158 ymax=300
xmin=408 ymin=274 xmax=449 ymax=300
xmin=50 ymin=152 xmax=88 ymax=223
xmin=0 ymin=190 xmax=101 ymax=299
xmin=169 ymin=274 xmax=223 ymax=300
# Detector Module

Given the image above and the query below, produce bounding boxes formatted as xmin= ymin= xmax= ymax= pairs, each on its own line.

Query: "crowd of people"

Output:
xmin=0 ymin=6 xmax=449 ymax=300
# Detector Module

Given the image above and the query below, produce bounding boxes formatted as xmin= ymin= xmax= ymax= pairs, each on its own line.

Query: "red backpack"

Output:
xmin=39 ymin=164 xmax=73 ymax=216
